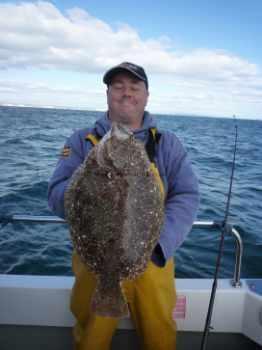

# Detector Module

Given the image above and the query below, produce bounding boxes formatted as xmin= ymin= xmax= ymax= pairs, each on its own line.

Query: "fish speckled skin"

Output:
xmin=65 ymin=123 xmax=164 ymax=317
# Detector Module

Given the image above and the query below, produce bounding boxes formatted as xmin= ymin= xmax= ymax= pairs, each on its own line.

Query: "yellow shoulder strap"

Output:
xmin=85 ymin=133 xmax=100 ymax=146
xmin=149 ymin=162 xmax=165 ymax=198
xmin=150 ymin=127 xmax=157 ymax=140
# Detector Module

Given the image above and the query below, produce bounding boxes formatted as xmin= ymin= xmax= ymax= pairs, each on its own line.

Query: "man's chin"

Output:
xmin=113 ymin=110 xmax=134 ymax=121
xmin=116 ymin=115 xmax=133 ymax=125
xmin=109 ymin=109 xmax=143 ymax=128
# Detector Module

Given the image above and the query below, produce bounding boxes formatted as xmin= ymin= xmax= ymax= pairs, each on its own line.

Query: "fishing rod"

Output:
xmin=200 ymin=116 xmax=238 ymax=350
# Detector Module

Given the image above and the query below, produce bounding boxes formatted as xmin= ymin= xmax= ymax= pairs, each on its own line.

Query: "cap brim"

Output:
xmin=103 ymin=67 xmax=146 ymax=85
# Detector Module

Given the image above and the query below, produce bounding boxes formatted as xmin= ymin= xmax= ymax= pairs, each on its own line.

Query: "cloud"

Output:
xmin=0 ymin=2 xmax=260 ymax=78
xmin=0 ymin=79 xmax=106 ymax=109
xmin=0 ymin=1 xmax=261 ymax=117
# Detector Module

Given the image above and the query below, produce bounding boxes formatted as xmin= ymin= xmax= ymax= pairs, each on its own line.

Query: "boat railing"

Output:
xmin=0 ymin=216 xmax=243 ymax=288
xmin=194 ymin=220 xmax=243 ymax=288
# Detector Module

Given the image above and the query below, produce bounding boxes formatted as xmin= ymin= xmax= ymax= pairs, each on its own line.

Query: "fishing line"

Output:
xmin=200 ymin=116 xmax=238 ymax=350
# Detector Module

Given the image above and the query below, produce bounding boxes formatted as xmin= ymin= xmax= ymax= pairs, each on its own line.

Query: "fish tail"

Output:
xmin=91 ymin=278 xmax=129 ymax=318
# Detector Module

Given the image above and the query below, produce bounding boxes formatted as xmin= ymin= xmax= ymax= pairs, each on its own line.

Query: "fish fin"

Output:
xmin=91 ymin=278 xmax=129 ymax=318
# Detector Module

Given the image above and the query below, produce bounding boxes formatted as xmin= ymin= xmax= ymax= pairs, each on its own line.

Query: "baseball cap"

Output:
xmin=103 ymin=62 xmax=148 ymax=89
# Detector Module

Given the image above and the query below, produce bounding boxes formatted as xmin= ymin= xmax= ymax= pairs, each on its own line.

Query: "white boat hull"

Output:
xmin=0 ymin=274 xmax=261 ymax=347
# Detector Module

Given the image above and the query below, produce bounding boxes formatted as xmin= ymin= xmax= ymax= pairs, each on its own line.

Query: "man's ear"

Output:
xmin=145 ymin=90 xmax=149 ymax=106
xmin=106 ymin=88 xmax=109 ymax=104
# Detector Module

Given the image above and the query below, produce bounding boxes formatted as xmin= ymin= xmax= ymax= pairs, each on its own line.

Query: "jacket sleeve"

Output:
xmin=157 ymin=133 xmax=199 ymax=265
xmin=47 ymin=131 xmax=85 ymax=219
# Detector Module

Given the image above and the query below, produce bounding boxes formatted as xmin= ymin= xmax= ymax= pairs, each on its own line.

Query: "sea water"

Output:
xmin=0 ymin=106 xmax=261 ymax=278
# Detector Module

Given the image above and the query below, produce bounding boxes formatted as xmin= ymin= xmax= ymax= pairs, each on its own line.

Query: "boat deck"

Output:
xmin=0 ymin=325 xmax=261 ymax=350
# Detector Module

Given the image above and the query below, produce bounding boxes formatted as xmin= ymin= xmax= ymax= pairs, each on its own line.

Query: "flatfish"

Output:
xmin=64 ymin=122 xmax=164 ymax=318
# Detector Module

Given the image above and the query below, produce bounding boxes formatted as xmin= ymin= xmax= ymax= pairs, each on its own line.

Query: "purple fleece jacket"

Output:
xmin=48 ymin=112 xmax=199 ymax=266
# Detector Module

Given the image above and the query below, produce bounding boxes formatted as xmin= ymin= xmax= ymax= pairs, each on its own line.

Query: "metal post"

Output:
xmin=192 ymin=221 xmax=243 ymax=288
xmin=230 ymin=227 xmax=243 ymax=287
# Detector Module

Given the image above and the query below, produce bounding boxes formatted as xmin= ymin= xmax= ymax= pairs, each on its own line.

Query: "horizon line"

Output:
xmin=0 ymin=103 xmax=261 ymax=121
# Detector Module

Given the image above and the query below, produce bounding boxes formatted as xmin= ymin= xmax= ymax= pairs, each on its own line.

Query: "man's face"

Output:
xmin=106 ymin=72 xmax=149 ymax=129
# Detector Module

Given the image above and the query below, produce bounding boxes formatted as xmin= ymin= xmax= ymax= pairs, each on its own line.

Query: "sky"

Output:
xmin=0 ymin=0 xmax=262 ymax=119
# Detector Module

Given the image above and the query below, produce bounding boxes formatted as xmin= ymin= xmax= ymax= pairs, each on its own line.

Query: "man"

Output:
xmin=48 ymin=62 xmax=199 ymax=350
